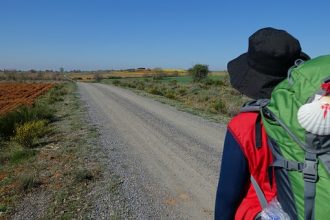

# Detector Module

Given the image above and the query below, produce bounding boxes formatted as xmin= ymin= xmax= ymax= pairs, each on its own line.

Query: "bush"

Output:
xmin=165 ymin=90 xmax=176 ymax=99
xmin=0 ymin=204 xmax=7 ymax=212
xmin=112 ymin=80 xmax=121 ymax=86
xmin=222 ymin=74 xmax=231 ymax=86
xmin=136 ymin=81 xmax=145 ymax=90
xmin=178 ymin=88 xmax=187 ymax=95
xmin=10 ymin=149 xmax=37 ymax=164
xmin=127 ymin=82 xmax=137 ymax=88
xmin=0 ymin=104 xmax=53 ymax=139
xmin=202 ymin=78 xmax=225 ymax=86
xmin=202 ymin=78 xmax=214 ymax=86
xmin=188 ymin=64 xmax=209 ymax=82
xmin=0 ymin=111 xmax=22 ymax=139
xmin=14 ymin=120 xmax=48 ymax=148
xmin=148 ymin=87 xmax=164 ymax=96
xmin=189 ymin=85 xmax=201 ymax=95
xmin=46 ymin=84 xmax=68 ymax=104
xmin=74 ymin=168 xmax=94 ymax=183
xmin=18 ymin=174 xmax=41 ymax=192
xmin=107 ymin=76 xmax=122 ymax=79
xmin=212 ymin=100 xmax=226 ymax=114
xmin=213 ymin=80 xmax=225 ymax=86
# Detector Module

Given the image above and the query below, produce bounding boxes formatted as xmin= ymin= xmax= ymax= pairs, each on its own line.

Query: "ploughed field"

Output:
xmin=0 ymin=83 xmax=54 ymax=115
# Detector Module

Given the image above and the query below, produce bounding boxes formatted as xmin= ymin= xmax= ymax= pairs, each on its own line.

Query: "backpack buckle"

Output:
xmin=284 ymin=160 xmax=304 ymax=171
xmin=303 ymin=159 xmax=318 ymax=183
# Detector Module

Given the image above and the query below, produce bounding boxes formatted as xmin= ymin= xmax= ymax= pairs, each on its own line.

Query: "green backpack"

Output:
xmin=257 ymin=55 xmax=330 ymax=220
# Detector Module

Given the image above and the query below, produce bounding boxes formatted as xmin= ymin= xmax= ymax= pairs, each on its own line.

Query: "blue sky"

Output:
xmin=0 ymin=0 xmax=329 ymax=71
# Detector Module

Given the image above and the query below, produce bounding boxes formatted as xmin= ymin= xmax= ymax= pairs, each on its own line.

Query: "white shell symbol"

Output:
xmin=297 ymin=96 xmax=330 ymax=135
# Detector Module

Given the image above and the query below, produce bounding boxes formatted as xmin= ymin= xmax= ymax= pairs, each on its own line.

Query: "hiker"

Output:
xmin=214 ymin=27 xmax=310 ymax=220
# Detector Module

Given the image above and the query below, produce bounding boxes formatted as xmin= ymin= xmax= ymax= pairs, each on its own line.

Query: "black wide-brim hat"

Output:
xmin=228 ymin=27 xmax=310 ymax=100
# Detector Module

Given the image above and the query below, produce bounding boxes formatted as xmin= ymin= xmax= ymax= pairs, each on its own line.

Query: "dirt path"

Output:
xmin=78 ymin=83 xmax=227 ymax=219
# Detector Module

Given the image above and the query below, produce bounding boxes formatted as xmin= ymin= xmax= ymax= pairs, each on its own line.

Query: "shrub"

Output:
xmin=197 ymin=94 xmax=210 ymax=102
xmin=213 ymin=80 xmax=225 ymax=86
xmin=10 ymin=149 xmax=37 ymax=164
xmin=178 ymin=88 xmax=187 ymax=95
xmin=148 ymin=87 xmax=164 ymax=96
xmin=226 ymin=104 xmax=240 ymax=117
xmin=18 ymin=174 xmax=41 ymax=192
xmin=50 ymin=84 xmax=68 ymax=95
xmin=0 ymin=204 xmax=7 ymax=212
xmin=0 ymin=111 xmax=22 ymax=139
xmin=212 ymin=100 xmax=226 ymax=114
xmin=112 ymin=80 xmax=121 ymax=86
xmin=47 ymin=85 xmax=67 ymax=104
xmin=74 ymin=168 xmax=94 ymax=183
xmin=165 ymin=91 xmax=176 ymax=99
xmin=0 ymin=104 xmax=53 ymax=139
xmin=127 ymin=82 xmax=137 ymax=88
xmin=203 ymin=78 xmax=215 ymax=86
xmin=222 ymin=74 xmax=231 ymax=86
xmin=136 ymin=81 xmax=145 ymax=90
xmin=34 ymin=102 xmax=55 ymax=121
xmin=188 ymin=64 xmax=209 ymax=82
xmin=119 ymin=82 xmax=128 ymax=87
xmin=107 ymin=76 xmax=122 ymax=79
xmin=189 ymin=85 xmax=201 ymax=95
xmin=14 ymin=120 xmax=48 ymax=148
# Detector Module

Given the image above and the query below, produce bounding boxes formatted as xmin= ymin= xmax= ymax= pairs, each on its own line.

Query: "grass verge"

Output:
xmin=0 ymin=82 xmax=103 ymax=219
xmin=101 ymin=75 xmax=249 ymax=123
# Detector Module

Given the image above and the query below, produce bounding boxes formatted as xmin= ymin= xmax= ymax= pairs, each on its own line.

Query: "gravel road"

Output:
xmin=78 ymin=83 xmax=227 ymax=220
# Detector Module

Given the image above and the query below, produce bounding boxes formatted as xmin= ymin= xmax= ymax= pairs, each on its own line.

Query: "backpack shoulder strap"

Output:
xmin=240 ymin=99 xmax=270 ymax=113
xmin=240 ymin=99 xmax=270 ymax=148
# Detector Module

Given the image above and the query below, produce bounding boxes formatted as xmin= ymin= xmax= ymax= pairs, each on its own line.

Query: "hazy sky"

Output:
xmin=1 ymin=0 xmax=329 ymax=71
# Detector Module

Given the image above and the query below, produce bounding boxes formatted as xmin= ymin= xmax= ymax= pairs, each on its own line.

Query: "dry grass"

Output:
xmin=103 ymin=74 xmax=249 ymax=122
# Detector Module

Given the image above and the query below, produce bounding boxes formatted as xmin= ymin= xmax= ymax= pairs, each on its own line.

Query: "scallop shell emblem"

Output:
xmin=297 ymin=96 xmax=330 ymax=135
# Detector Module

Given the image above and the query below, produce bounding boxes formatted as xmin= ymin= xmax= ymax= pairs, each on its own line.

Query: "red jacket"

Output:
xmin=228 ymin=112 xmax=277 ymax=219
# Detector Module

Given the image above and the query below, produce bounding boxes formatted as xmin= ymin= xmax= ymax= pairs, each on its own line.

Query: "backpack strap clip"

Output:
xmin=303 ymin=156 xmax=318 ymax=183
xmin=272 ymin=158 xmax=304 ymax=171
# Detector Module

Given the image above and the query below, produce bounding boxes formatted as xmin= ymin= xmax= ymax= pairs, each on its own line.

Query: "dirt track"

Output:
xmin=78 ymin=83 xmax=226 ymax=219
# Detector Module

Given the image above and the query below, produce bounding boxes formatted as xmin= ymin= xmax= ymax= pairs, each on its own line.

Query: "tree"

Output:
xmin=188 ymin=64 xmax=209 ymax=82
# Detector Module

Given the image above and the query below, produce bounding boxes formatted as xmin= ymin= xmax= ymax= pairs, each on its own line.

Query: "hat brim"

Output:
xmin=299 ymin=51 xmax=311 ymax=61
xmin=227 ymin=53 xmax=293 ymax=99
